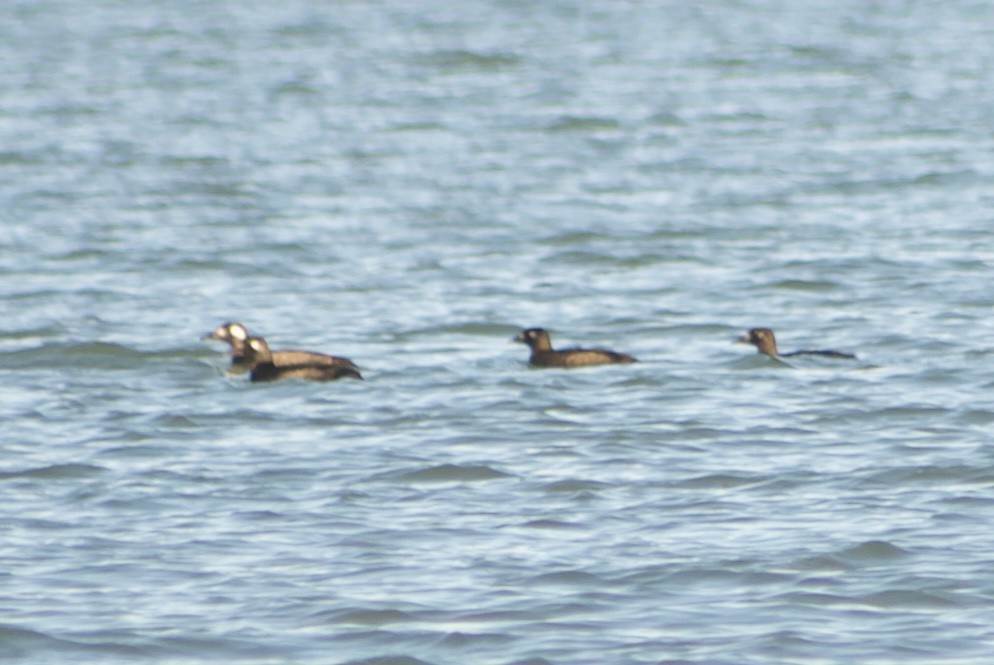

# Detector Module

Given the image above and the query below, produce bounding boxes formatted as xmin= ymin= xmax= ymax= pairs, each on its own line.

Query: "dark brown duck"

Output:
xmin=514 ymin=328 xmax=636 ymax=368
xmin=738 ymin=328 xmax=856 ymax=359
xmin=242 ymin=336 xmax=363 ymax=382
xmin=203 ymin=322 xmax=359 ymax=372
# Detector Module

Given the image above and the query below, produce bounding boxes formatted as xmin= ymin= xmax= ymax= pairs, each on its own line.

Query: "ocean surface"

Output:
xmin=3 ymin=1 xmax=994 ymax=663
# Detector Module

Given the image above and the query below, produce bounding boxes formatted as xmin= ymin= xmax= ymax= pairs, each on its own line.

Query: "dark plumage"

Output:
xmin=203 ymin=322 xmax=358 ymax=372
xmin=738 ymin=327 xmax=856 ymax=360
xmin=513 ymin=328 xmax=636 ymax=368
xmin=242 ymin=337 xmax=363 ymax=382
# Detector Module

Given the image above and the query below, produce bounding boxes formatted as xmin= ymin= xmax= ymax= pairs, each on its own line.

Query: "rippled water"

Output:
xmin=3 ymin=1 xmax=994 ymax=663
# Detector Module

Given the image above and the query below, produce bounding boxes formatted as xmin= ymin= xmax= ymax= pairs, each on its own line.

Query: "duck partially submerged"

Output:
xmin=204 ymin=322 xmax=359 ymax=373
xmin=514 ymin=328 xmax=636 ymax=368
xmin=241 ymin=336 xmax=363 ymax=382
xmin=738 ymin=328 xmax=856 ymax=360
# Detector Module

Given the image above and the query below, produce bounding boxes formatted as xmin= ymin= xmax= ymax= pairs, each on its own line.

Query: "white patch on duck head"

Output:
xmin=228 ymin=322 xmax=249 ymax=341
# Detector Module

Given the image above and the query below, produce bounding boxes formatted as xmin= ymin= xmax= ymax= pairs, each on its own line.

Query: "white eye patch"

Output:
xmin=230 ymin=323 xmax=249 ymax=341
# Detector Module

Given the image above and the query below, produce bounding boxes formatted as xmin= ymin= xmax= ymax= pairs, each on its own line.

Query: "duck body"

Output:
xmin=243 ymin=336 xmax=363 ymax=383
xmin=514 ymin=328 xmax=636 ymax=368
xmin=250 ymin=362 xmax=363 ymax=383
xmin=204 ymin=322 xmax=359 ymax=372
xmin=260 ymin=348 xmax=360 ymax=371
xmin=739 ymin=328 xmax=856 ymax=360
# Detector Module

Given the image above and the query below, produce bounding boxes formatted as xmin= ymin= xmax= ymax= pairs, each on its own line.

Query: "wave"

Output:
xmin=0 ymin=342 xmax=205 ymax=371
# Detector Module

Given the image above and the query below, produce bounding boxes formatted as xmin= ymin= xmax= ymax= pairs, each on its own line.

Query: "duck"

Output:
xmin=513 ymin=328 xmax=636 ymax=368
xmin=241 ymin=336 xmax=363 ymax=382
xmin=203 ymin=322 xmax=251 ymax=367
xmin=203 ymin=322 xmax=359 ymax=372
xmin=738 ymin=328 xmax=856 ymax=359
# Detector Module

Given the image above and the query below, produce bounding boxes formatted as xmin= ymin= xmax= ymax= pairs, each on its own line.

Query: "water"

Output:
xmin=3 ymin=1 xmax=994 ymax=663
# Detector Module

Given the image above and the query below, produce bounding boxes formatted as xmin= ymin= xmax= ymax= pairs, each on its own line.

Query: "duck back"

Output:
xmin=250 ymin=362 xmax=363 ymax=383
xmin=530 ymin=348 xmax=636 ymax=368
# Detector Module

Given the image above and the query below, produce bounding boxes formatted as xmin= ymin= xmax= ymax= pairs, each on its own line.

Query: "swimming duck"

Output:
xmin=513 ymin=328 xmax=636 ymax=368
xmin=738 ymin=328 xmax=856 ymax=359
xmin=241 ymin=336 xmax=363 ymax=382
xmin=203 ymin=322 xmax=359 ymax=372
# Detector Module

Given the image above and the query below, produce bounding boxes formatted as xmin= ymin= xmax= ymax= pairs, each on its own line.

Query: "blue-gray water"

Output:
xmin=3 ymin=1 xmax=994 ymax=663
